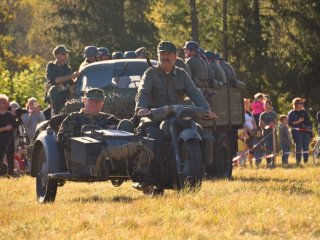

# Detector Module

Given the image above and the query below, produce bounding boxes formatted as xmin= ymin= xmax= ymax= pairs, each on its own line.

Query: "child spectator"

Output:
xmin=259 ymin=100 xmax=277 ymax=168
xmin=279 ymin=115 xmax=291 ymax=166
xmin=237 ymin=128 xmax=247 ymax=167
xmin=251 ymin=93 xmax=265 ymax=126
xmin=252 ymin=129 xmax=265 ymax=168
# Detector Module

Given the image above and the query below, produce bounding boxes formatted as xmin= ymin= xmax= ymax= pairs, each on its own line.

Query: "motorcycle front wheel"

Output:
xmin=177 ymin=139 xmax=203 ymax=190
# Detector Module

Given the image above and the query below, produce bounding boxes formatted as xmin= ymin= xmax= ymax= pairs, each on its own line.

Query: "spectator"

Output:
xmin=21 ymin=97 xmax=46 ymax=141
xmin=243 ymin=98 xmax=258 ymax=167
xmin=288 ymin=97 xmax=312 ymax=166
xmin=279 ymin=115 xmax=292 ymax=166
xmin=252 ymin=129 xmax=265 ymax=168
xmin=0 ymin=94 xmax=15 ymax=177
xmin=251 ymin=92 xmax=265 ymax=126
xmin=259 ymin=100 xmax=277 ymax=168
xmin=237 ymin=128 xmax=248 ymax=167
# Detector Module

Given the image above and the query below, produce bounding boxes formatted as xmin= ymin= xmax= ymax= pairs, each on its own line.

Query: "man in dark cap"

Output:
xmin=79 ymin=46 xmax=99 ymax=70
xmin=46 ymin=45 xmax=80 ymax=115
xmin=98 ymin=47 xmax=110 ymax=61
xmin=135 ymin=40 xmax=215 ymax=121
xmin=134 ymin=41 xmax=216 ymax=190
xmin=183 ymin=41 xmax=209 ymax=88
xmin=57 ymin=88 xmax=120 ymax=152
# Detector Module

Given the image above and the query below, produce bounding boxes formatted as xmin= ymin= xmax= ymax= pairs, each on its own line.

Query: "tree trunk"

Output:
xmin=189 ymin=0 xmax=199 ymax=43
xmin=253 ymin=0 xmax=262 ymax=57
xmin=222 ymin=0 xmax=228 ymax=61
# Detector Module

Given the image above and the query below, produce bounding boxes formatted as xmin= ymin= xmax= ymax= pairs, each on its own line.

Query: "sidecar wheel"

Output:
xmin=36 ymin=146 xmax=57 ymax=203
xmin=179 ymin=139 xmax=203 ymax=190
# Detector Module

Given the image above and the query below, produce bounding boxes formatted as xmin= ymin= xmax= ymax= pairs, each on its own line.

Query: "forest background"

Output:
xmin=0 ymin=0 xmax=319 ymax=120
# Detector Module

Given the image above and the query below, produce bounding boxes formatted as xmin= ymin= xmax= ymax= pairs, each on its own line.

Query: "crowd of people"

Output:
xmin=237 ymin=93 xmax=317 ymax=169
xmin=0 ymin=95 xmax=46 ymax=177
xmin=1 ymin=40 xmax=319 ymax=178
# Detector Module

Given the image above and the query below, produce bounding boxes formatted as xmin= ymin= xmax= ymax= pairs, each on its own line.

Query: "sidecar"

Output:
xmin=31 ymin=127 xmax=155 ymax=203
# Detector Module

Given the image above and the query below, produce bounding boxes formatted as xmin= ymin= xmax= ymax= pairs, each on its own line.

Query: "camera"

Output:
xmin=16 ymin=108 xmax=28 ymax=118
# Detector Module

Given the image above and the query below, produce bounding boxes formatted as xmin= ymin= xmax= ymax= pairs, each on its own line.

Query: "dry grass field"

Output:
xmin=0 ymin=160 xmax=319 ymax=240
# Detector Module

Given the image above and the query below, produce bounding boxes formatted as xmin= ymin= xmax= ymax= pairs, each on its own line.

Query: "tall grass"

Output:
xmin=0 ymin=162 xmax=319 ymax=239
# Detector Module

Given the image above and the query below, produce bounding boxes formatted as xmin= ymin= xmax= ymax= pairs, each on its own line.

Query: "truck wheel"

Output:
xmin=178 ymin=139 xmax=203 ymax=190
xmin=36 ymin=146 xmax=57 ymax=203
xmin=214 ymin=133 xmax=232 ymax=178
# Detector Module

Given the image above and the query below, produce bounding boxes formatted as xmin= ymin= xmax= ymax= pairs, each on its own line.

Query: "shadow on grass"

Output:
xmin=71 ymin=195 xmax=138 ymax=203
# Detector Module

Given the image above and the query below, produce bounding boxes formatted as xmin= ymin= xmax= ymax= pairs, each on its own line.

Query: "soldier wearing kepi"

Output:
xmin=183 ymin=41 xmax=209 ymax=88
xmin=57 ymin=88 xmax=120 ymax=168
xmin=46 ymin=45 xmax=80 ymax=115
xmin=134 ymin=41 xmax=216 ymax=190
xmin=79 ymin=46 xmax=99 ymax=70
xmin=135 ymin=41 xmax=215 ymax=128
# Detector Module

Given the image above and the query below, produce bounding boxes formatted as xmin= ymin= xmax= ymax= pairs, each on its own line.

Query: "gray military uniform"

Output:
xmin=175 ymin=57 xmax=191 ymax=77
xmin=186 ymin=56 xmax=208 ymax=88
xmin=135 ymin=66 xmax=210 ymax=111
xmin=209 ymin=61 xmax=227 ymax=84
xmin=220 ymin=60 xmax=236 ymax=85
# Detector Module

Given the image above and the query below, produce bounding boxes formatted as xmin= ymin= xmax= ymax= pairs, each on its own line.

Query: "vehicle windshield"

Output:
xmin=75 ymin=60 xmax=153 ymax=96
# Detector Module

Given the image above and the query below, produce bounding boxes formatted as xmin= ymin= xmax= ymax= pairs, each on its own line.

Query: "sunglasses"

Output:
xmin=298 ymin=102 xmax=304 ymax=105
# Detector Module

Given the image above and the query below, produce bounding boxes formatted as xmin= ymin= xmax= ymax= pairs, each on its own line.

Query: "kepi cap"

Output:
xmin=157 ymin=41 xmax=177 ymax=53
xmin=53 ymin=45 xmax=70 ymax=56
xmin=85 ymin=88 xmax=105 ymax=101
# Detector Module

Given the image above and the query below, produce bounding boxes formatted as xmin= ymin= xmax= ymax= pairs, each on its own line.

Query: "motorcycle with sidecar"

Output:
xmin=31 ymin=105 xmax=213 ymax=203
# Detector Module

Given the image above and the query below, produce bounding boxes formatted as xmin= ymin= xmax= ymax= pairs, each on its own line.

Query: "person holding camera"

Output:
xmin=288 ymin=97 xmax=312 ymax=166
xmin=0 ymin=94 xmax=15 ymax=177
xmin=21 ymin=97 xmax=46 ymax=141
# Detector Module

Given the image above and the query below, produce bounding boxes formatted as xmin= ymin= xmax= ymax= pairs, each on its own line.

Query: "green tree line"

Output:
xmin=0 ymin=0 xmax=319 ymax=119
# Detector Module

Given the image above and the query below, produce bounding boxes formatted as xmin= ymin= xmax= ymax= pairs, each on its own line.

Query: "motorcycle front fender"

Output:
xmin=178 ymin=128 xmax=202 ymax=141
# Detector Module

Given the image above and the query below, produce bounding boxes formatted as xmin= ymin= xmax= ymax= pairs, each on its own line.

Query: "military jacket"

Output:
xmin=135 ymin=66 xmax=210 ymax=111
xmin=210 ymin=61 xmax=227 ymax=84
xmin=220 ymin=61 xmax=236 ymax=83
xmin=57 ymin=111 xmax=120 ymax=149
xmin=186 ymin=56 xmax=208 ymax=88
xmin=175 ymin=57 xmax=191 ymax=76
xmin=46 ymin=60 xmax=72 ymax=85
